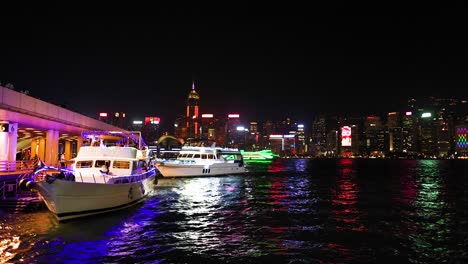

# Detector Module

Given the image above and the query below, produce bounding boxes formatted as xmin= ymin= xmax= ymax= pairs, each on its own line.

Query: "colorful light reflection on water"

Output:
xmin=1 ymin=159 xmax=467 ymax=263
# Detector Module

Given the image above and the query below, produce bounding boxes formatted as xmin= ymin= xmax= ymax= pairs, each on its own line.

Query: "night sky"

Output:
xmin=1 ymin=4 xmax=467 ymax=131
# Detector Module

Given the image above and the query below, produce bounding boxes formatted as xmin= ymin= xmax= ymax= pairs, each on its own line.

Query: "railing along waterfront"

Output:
xmin=0 ymin=160 xmax=35 ymax=172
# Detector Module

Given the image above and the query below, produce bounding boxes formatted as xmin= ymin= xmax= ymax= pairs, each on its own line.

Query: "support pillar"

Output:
xmin=45 ymin=130 xmax=59 ymax=166
xmin=76 ymin=138 xmax=82 ymax=157
xmin=38 ymin=137 xmax=46 ymax=161
xmin=64 ymin=140 xmax=72 ymax=161
xmin=0 ymin=122 xmax=18 ymax=171
xmin=31 ymin=139 xmax=38 ymax=159
xmin=8 ymin=123 xmax=18 ymax=170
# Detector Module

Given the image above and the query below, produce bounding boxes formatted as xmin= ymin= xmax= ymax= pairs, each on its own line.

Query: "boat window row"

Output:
xmin=177 ymin=153 xmax=217 ymax=159
xmin=75 ymin=160 xmax=135 ymax=169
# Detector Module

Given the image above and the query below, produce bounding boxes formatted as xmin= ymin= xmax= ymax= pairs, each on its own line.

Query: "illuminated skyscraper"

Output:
xmin=186 ymin=81 xmax=200 ymax=139
xmin=419 ymin=111 xmax=437 ymax=157
xmin=402 ymin=111 xmax=417 ymax=153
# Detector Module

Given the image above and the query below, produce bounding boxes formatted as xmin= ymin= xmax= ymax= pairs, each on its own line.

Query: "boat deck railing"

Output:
xmin=31 ymin=166 xmax=157 ymax=185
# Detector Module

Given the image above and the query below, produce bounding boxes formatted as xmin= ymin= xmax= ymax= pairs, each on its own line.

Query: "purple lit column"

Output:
xmin=45 ymin=130 xmax=59 ymax=166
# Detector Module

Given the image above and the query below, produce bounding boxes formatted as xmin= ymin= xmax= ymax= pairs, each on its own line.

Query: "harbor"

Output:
xmin=2 ymin=5 xmax=468 ymax=263
xmin=2 ymin=158 xmax=468 ymax=263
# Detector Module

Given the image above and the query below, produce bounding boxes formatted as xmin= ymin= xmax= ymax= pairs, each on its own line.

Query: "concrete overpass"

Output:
xmin=0 ymin=86 xmax=127 ymax=171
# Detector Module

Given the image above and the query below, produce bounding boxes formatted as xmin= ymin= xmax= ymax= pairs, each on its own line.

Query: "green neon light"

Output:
xmin=240 ymin=149 xmax=280 ymax=161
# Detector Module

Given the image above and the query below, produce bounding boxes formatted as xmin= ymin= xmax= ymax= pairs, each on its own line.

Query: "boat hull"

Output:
xmin=35 ymin=175 xmax=157 ymax=221
xmin=156 ymin=163 xmax=247 ymax=177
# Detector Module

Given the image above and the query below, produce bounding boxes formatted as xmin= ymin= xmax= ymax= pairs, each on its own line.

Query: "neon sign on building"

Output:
xmin=457 ymin=127 xmax=468 ymax=149
xmin=341 ymin=126 xmax=352 ymax=147
xmin=144 ymin=117 xmax=160 ymax=125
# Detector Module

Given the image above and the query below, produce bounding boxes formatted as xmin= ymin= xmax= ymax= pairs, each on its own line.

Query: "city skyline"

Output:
xmin=1 ymin=4 xmax=467 ymax=125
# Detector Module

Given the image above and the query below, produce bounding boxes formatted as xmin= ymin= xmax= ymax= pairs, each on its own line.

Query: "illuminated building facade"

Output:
xmin=200 ymin=114 xmax=223 ymax=146
xmin=296 ymin=124 xmax=306 ymax=155
xmin=311 ymin=116 xmax=327 ymax=156
xmin=364 ymin=116 xmax=386 ymax=156
xmin=326 ymin=130 xmax=339 ymax=157
xmin=455 ymin=125 xmax=468 ymax=155
xmin=186 ymin=81 xmax=200 ymax=139
xmin=402 ymin=111 xmax=417 ymax=153
xmin=143 ymin=117 xmax=161 ymax=145
xmin=225 ymin=114 xmax=241 ymax=147
xmin=419 ymin=112 xmax=437 ymax=157
xmin=387 ymin=112 xmax=403 ymax=153
xmin=245 ymin=122 xmax=259 ymax=150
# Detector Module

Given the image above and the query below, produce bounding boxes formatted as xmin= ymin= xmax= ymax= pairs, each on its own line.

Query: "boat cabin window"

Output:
xmin=209 ymin=154 xmax=215 ymax=159
xmin=95 ymin=160 xmax=111 ymax=168
xmin=201 ymin=154 xmax=208 ymax=159
xmin=113 ymin=160 xmax=131 ymax=169
xmin=193 ymin=154 xmax=201 ymax=159
xmin=76 ymin=160 xmax=93 ymax=168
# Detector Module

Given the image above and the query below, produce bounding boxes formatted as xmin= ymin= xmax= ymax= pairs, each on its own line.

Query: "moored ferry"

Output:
xmin=155 ymin=146 xmax=247 ymax=177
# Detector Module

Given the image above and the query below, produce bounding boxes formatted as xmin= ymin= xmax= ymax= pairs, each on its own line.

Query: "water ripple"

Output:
xmin=2 ymin=159 xmax=468 ymax=263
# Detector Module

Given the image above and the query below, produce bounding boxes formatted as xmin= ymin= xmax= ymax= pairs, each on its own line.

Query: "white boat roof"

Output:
xmin=76 ymin=146 xmax=141 ymax=160
xmin=180 ymin=146 xmax=242 ymax=154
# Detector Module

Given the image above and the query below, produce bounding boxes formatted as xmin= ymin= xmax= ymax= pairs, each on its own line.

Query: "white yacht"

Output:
xmin=155 ymin=146 xmax=247 ymax=177
xmin=19 ymin=131 xmax=158 ymax=221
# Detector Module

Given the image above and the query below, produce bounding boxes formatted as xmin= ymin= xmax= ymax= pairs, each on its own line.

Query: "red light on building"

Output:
xmin=99 ymin=113 xmax=108 ymax=117
xmin=144 ymin=117 xmax=161 ymax=125
xmin=228 ymin=114 xmax=240 ymax=118
xmin=202 ymin=114 xmax=213 ymax=118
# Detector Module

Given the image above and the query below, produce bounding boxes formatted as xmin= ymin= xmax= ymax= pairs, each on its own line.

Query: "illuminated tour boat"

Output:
xmin=155 ymin=146 xmax=247 ymax=177
xmin=19 ymin=131 xmax=158 ymax=221
xmin=240 ymin=149 xmax=279 ymax=162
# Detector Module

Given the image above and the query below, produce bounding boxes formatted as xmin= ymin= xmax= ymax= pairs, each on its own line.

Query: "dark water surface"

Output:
xmin=1 ymin=159 xmax=468 ymax=263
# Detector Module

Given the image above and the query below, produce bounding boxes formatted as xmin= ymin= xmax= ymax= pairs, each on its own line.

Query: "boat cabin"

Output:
xmin=72 ymin=146 xmax=149 ymax=177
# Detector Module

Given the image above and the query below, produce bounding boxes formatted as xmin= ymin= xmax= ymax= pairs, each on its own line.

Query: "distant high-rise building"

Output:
xmin=419 ymin=111 xmax=437 ymax=157
xmin=200 ymin=114 xmax=220 ymax=145
xmin=186 ymin=81 xmax=200 ymax=139
xmin=326 ymin=130 xmax=338 ymax=157
xmin=387 ymin=112 xmax=402 ymax=153
xmin=142 ymin=117 xmax=161 ymax=145
xmin=296 ymin=124 xmax=306 ymax=155
xmin=245 ymin=122 xmax=259 ymax=150
xmin=402 ymin=111 xmax=417 ymax=153
xmin=364 ymin=116 xmax=386 ymax=156
xmin=387 ymin=112 xmax=399 ymax=128
xmin=225 ymin=114 xmax=241 ymax=147
xmin=311 ymin=116 xmax=327 ymax=154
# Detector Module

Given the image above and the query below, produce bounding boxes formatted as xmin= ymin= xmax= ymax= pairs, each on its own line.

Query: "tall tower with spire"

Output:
xmin=186 ymin=81 xmax=200 ymax=139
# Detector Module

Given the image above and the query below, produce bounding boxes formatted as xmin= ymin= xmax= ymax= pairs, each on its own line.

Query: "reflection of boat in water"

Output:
xmin=240 ymin=149 xmax=279 ymax=162
xmin=155 ymin=146 xmax=248 ymax=177
xmin=19 ymin=131 xmax=158 ymax=222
